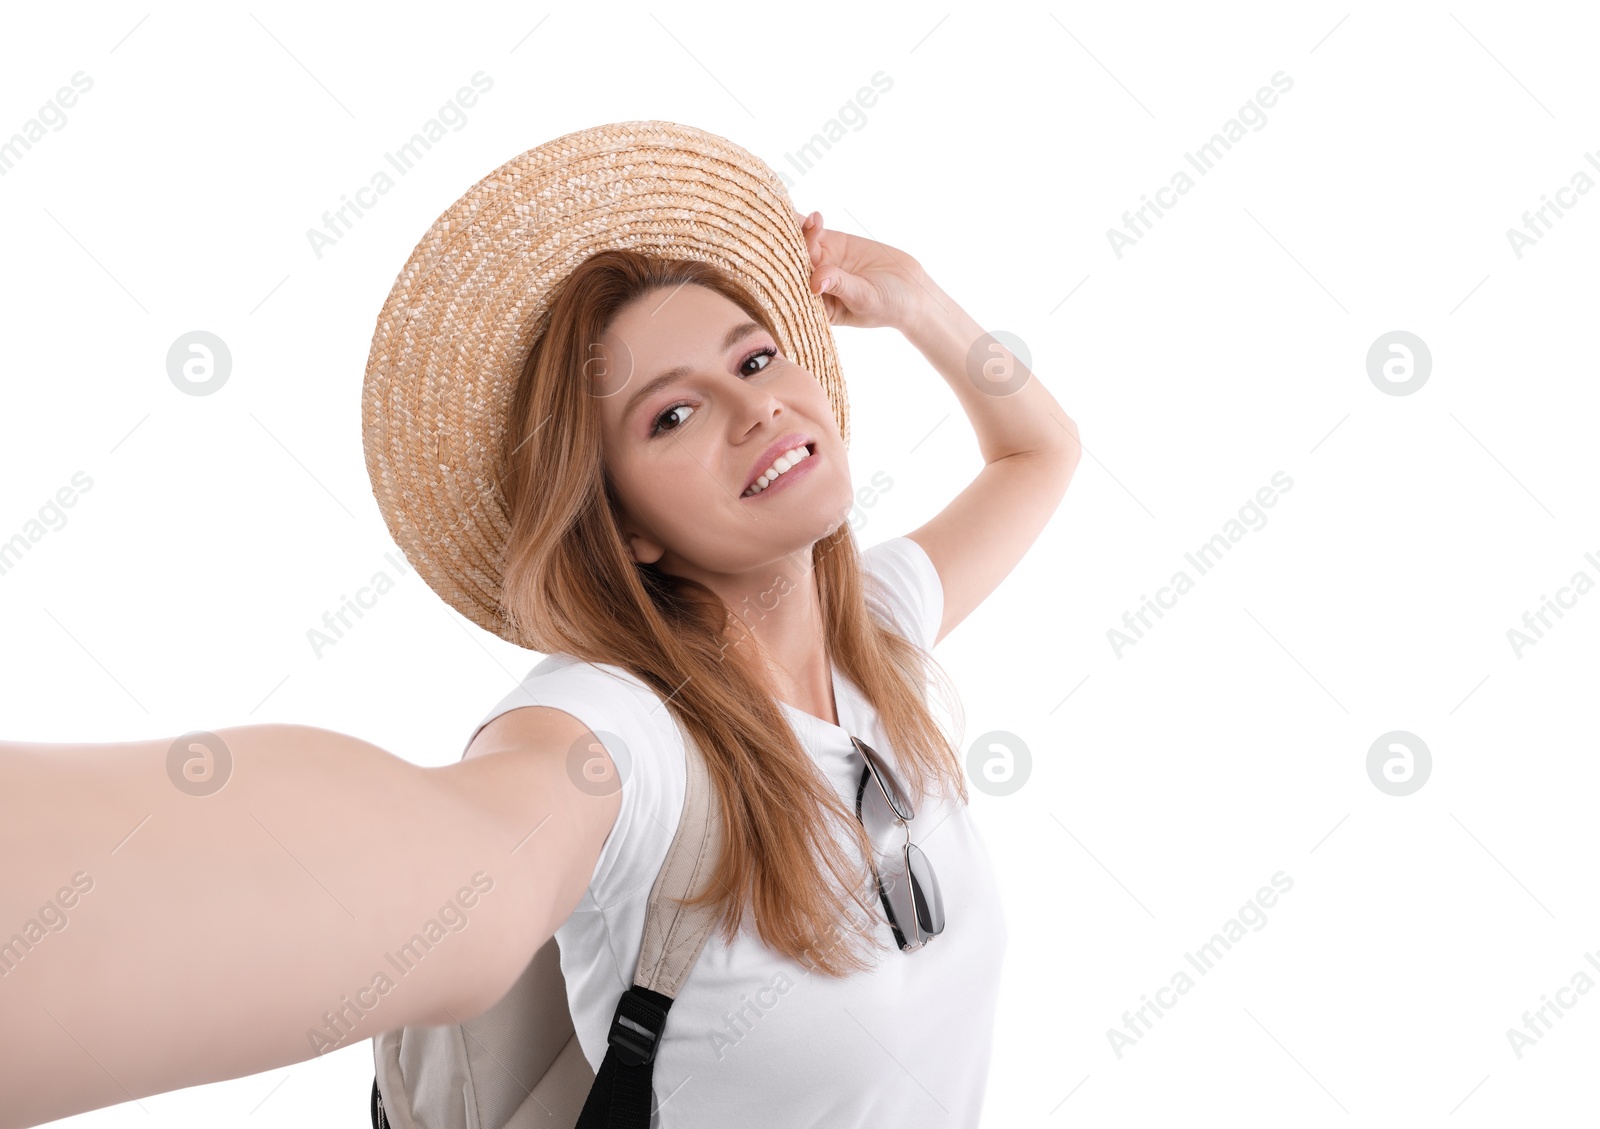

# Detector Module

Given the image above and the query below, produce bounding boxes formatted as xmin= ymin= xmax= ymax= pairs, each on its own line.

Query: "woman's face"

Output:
xmin=593 ymin=282 xmax=854 ymax=578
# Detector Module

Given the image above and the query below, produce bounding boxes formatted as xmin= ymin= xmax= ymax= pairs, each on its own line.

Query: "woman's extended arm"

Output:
xmin=0 ymin=722 xmax=609 ymax=1129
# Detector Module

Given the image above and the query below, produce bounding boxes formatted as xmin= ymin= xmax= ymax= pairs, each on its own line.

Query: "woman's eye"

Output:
xmin=741 ymin=345 xmax=777 ymax=376
xmin=648 ymin=346 xmax=779 ymax=437
xmin=651 ymin=402 xmax=694 ymax=435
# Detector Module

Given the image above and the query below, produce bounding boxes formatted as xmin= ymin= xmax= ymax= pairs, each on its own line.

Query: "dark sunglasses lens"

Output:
xmin=907 ymin=843 xmax=944 ymax=937
xmin=855 ymin=739 xmax=912 ymax=820
xmin=878 ymin=849 xmax=916 ymax=942
xmin=878 ymin=844 xmax=943 ymax=946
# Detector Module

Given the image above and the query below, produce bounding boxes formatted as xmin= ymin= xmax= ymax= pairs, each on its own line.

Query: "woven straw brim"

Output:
xmin=362 ymin=120 xmax=849 ymax=648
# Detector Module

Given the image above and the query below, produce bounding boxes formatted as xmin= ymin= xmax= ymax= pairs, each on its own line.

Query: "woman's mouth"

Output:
xmin=741 ymin=443 xmax=817 ymax=499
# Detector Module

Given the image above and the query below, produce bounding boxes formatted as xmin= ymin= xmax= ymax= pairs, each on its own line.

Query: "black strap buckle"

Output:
xmin=606 ymin=987 xmax=669 ymax=1067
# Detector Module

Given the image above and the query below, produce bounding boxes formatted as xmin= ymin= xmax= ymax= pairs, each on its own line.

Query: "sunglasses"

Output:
xmin=850 ymin=735 xmax=945 ymax=952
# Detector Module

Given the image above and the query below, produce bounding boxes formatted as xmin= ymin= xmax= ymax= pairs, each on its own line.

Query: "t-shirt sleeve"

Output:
xmin=463 ymin=660 xmax=688 ymax=913
xmin=860 ymin=535 xmax=945 ymax=651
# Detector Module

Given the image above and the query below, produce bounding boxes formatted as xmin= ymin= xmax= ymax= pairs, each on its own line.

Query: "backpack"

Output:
xmin=370 ymin=712 xmax=724 ymax=1129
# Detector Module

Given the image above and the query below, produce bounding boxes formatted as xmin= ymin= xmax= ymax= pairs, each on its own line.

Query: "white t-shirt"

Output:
xmin=462 ymin=536 xmax=1009 ymax=1126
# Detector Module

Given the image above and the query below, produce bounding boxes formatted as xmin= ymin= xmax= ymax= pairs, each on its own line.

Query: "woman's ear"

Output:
xmin=624 ymin=530 xmax=666 ymax=566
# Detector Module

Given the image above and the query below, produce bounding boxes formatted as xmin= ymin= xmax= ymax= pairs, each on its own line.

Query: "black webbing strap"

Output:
xmin=370 ymin=1075 xmax=388 ymax=1128
xmin=575 ymin=984 xmax=675 ymax=1128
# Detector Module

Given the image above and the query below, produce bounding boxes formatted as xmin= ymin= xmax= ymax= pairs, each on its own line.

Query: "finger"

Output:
xmin=817 ymin=267 xmax=856 ymax=306
xmin=790 ymin=208 xmax=820 ymax=264
xmin=804 ymin=223 xmax=823 ymax=267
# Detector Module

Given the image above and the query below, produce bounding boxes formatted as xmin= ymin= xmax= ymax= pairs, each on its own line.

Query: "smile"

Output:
xmin=741 ymin=443 xmax=816 ymax=498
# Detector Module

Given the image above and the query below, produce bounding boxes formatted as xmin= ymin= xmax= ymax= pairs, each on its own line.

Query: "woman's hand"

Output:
xmin=790 ymin=207 xmax=932 ymax=332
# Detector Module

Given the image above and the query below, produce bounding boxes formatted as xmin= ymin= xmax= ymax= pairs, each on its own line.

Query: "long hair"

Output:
xmin=496 ymin=249 xmax=968 ymax=977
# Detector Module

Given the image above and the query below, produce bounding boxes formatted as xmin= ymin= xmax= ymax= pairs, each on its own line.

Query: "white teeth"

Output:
xmin=742 ymin=445 xmax=810 ymax=496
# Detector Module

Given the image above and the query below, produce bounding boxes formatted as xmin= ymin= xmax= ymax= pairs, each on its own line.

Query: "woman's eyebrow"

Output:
xmin=622 ymin=320 xmax=764 ymax=421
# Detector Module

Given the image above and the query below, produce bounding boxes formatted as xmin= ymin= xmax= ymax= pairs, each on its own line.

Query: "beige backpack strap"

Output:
xmin=634 ymin=711 xmax=725 ymax=995
xmin=574 ymin=712 xmax=724 ymax=1127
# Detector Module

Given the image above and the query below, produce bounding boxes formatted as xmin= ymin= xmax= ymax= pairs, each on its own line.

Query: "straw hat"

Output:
xmin=361 ymin=120 xmax=849 ymax=648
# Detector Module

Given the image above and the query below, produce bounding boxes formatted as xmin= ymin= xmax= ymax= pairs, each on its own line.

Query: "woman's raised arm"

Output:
xmin=0 ymin=721 xmax=614 ymax=1128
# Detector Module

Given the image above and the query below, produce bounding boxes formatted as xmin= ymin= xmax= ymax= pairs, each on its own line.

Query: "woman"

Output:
xmin=1 ymin=123 xmax=1080 ymax=1128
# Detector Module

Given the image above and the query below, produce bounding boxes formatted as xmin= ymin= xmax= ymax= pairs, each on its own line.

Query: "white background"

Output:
xmin=3 ymin=1 xmax=1597 ymax=1125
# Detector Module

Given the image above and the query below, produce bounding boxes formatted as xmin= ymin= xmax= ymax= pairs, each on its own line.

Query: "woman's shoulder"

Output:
xmin=860 ymin=534 xmax=945 ymax=652
xmin=460 ymin=652 xmax=683 ymax=759
xmin=464 ymin=653 xmax=692 ymax=911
